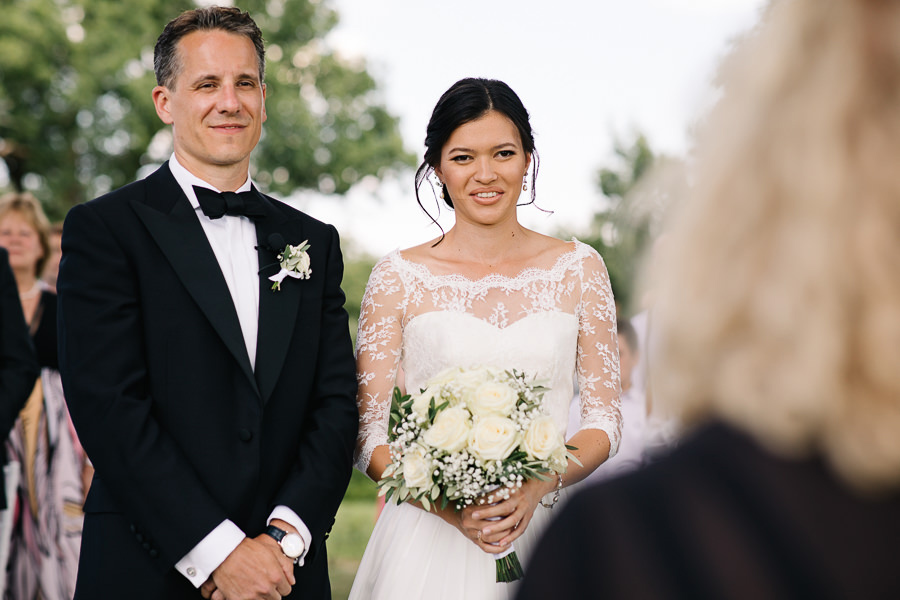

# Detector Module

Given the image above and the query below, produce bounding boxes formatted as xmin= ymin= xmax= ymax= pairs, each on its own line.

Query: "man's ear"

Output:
xmin=261 ymin=82 xmax=267 ymax=124
xmin=152 ymin=86 xmax=175 ymax=125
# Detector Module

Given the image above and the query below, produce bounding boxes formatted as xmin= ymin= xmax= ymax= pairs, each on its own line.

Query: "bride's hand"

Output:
xmin=447 ymin=502 xmax=513 ymax=555
xmin=472 ymin=478 xmax=557 ymax=547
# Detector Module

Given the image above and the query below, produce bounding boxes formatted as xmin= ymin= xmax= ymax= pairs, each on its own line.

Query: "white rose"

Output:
xmin=454 ymin=367 xmax=493 ymax=395
xmin=401 ymin=448 xmax=432 ymax=489
xmin=427 ymin=366 xmax=465 ymax=387
xmin=423 ymin=407 xmax=471 ymax=453
xmin=281 ymin=243 xmax=311 ymax=277
xmin=468 ymin=381 xmax=518 ymax=417
xmin=523 ymin=416 xmax=564 ymax=460
xmin=295 ymin=252 xmax=311 ymax=274
xmin=411 ymin=386 xmax=438 ymax=420
xmin=469 ymin=416 xmax=520 ymax=461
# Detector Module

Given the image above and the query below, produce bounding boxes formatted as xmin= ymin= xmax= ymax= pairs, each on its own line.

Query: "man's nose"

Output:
xmin=217 ymin=85 xmax=241 ymax=113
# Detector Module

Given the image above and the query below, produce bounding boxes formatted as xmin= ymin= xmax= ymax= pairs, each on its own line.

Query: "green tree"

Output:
xmin=0 ymin=0 xmax=414 ymax=220
xmin=582 ymin=134 xmax=685 ymax=314
xmin=340 ymin=243 xmax=377 ymax=345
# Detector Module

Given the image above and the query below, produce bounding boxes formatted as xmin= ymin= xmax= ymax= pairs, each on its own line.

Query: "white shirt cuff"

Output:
xmin=175 ymin=520 xmax=245 ymax=588
xmin=269 ymin=505 xmax=312 ymax=567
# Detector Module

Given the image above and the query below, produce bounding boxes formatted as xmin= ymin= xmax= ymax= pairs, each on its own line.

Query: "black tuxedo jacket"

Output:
xmin=0 ymin=247 xmax=39 ymax=510
xmin=57 ymin=164 xmax=358 ymax=599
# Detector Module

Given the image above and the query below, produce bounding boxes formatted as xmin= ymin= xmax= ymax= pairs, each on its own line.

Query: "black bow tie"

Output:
xmin=193 ymin=186 xmax=266 ymax=220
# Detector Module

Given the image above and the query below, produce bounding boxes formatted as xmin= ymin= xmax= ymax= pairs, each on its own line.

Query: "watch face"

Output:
xmin=281 ymin=533 xmax=304 ymax=558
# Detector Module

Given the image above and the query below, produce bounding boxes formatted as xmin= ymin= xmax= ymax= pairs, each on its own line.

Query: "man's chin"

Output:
xmin=196 ymin=150 xmax=253 ymax=169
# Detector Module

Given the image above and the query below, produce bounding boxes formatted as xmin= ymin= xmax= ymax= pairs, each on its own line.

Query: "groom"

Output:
xmin=57 ymin=6 xmax=357 ymax=599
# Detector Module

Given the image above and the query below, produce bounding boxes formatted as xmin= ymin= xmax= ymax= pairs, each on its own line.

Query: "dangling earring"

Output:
xmin=440 ymin=186 xmax=445 ymax=200
xmin=522 ymin=176 xmax=528 ymax=192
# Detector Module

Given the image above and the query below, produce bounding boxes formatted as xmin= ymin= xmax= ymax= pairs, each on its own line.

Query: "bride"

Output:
xmin=350 ymin=78 xmax=622 ymax=599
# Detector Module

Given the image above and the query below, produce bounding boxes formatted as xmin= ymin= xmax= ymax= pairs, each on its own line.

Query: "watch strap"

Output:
xmin=265 ymin=525 xmax=287 ymax=543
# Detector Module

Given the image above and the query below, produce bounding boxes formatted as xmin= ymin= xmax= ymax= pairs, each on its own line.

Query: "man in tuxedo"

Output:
xmin=56 ymin=6 xmax=358 ymax=599
xmin=0 ymin=246 xmax=39 ymax=512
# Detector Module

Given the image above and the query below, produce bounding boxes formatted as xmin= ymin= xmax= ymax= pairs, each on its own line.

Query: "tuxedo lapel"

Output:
xmin=130 ymin=167 xmax=258 ymax=393
xmin=253 ymin=197 xmax=304 ymax=404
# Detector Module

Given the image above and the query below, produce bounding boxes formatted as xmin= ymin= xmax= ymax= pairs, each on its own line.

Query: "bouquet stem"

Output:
xmin=495 ymin=549 xmax=524 ymax=582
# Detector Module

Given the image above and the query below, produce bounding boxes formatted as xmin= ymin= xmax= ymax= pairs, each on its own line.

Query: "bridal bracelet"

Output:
xmin=539 ymin=473 xmax=563 ymax=509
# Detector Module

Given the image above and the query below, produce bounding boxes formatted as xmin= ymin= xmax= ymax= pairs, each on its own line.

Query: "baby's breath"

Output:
xmin=378 ymin=366 xmax=573 ymax=514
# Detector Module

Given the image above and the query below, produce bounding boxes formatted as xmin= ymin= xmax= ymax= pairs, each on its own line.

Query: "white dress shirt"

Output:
xmin=167 ymin=155 xmax=312 ymax=587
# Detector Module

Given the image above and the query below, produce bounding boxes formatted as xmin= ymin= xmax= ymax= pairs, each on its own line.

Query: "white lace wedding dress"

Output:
xmin=349 ymin=239 xmax=621 ymax=600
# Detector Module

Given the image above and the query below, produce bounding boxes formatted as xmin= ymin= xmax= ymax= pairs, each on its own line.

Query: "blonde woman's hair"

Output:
xmin=651 ymin=0 xmax=900 ymax=493
xmin=0 ymin=192 xmax=52 ymax=278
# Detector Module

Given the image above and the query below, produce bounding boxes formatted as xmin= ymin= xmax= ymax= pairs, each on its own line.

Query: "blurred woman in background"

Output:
xmin=0 ymin=193 xmax=89 ymax=600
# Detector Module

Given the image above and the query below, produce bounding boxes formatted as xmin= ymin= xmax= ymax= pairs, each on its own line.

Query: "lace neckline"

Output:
xmin=390 ymin=238 xmax=589 ymax=288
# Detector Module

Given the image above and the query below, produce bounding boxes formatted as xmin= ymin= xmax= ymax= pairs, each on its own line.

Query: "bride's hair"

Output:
xmin=650 ymin=0 xmax=900 ymax=493
xmin=414 ymin=78 xmax=541 ymax=226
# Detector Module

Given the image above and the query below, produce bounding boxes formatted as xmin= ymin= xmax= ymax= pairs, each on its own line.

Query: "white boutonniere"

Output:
xmin=269 ymin=241 xmax=312 ymax=291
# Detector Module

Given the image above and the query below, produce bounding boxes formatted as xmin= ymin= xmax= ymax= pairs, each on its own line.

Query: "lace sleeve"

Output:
xmin=354 ymin=254 xmax=405 ymax=476
xmin=575 ymin=246 xmax=622 ymax=457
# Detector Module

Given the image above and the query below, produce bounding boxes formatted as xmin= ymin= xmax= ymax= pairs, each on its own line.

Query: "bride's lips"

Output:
xmin=470 ymin=189 xmax=504 ymax=205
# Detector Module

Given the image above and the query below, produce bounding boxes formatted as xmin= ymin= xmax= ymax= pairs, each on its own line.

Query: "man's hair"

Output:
xmin=153 ymin=6 xmax=265 ymax=89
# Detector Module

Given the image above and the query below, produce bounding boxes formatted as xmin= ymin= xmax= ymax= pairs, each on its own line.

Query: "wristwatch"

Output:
xmin=265 ymin=525 xmax=305 ymax=565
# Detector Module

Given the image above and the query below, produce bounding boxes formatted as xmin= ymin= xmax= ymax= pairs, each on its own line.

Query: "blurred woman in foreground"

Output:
xmin=519 ymin=1 xmax=900 ymax=598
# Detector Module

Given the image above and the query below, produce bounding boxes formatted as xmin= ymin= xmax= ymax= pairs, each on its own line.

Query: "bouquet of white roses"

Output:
xmin=378 ymin=365 xmax=576 ymax=582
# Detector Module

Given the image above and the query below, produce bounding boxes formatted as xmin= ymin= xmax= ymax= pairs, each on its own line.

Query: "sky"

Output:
xmin=288 ymin=0 xmax=768 ymax=257
xmin=0 ymin=1 xmax=767 ymax=256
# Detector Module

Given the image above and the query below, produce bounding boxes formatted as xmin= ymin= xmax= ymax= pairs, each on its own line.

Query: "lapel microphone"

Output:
xmin=267 ymin=233 xmax=287 ymax=252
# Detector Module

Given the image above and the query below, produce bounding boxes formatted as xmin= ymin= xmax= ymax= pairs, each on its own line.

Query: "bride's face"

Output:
xmin=434 ymin=110 xmax=531 ymax=227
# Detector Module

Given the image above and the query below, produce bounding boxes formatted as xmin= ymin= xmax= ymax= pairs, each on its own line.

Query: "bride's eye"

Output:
xmin=450 ymin=154 xmax=472 ymax=163
xmin=497 ymin=150 xmax=516 ymax=158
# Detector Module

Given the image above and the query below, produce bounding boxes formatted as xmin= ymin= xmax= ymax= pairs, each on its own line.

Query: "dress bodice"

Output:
xmin=402 ymin=311 xmax=578 ymax=434
xmin=354 ymin=239 xmax=621 ymax=474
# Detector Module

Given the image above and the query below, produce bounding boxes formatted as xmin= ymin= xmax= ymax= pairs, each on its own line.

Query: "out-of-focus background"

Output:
xmin=0 ymin=0 xmax=767 ymax=596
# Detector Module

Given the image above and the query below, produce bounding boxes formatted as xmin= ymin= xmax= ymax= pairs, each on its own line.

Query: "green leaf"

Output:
xmin=567 ymin=452 xmax=584 ymax=468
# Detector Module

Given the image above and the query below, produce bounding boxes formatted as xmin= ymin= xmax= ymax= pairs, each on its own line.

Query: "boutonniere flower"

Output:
xmin=269 ymin=240 xmax=312 ymax=291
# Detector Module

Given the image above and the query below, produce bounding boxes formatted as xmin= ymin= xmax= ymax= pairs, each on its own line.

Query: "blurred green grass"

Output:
xmin=328 ymin=470 xmax=380 ymax=600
